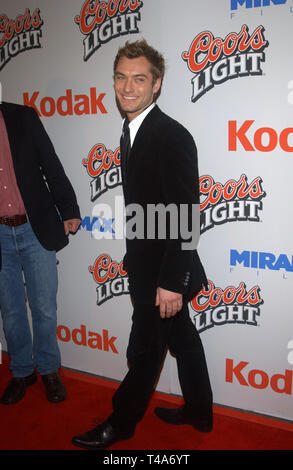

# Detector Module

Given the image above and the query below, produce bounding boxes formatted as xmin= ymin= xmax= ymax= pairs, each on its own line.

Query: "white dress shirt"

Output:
xmin=124 ymin=103 xmax=155 ymax=147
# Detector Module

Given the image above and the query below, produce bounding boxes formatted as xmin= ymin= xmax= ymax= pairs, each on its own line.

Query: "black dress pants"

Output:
xmin=109 ymin=302 xmax=213 ymax=432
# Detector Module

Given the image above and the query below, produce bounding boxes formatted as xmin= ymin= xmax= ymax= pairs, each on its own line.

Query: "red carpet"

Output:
xmin=1 ymin=352 xmax=293 ymax=454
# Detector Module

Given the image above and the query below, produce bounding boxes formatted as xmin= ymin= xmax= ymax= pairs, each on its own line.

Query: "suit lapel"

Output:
xmin=126 ymin=105 xmax=162 ymax=177
xmin=131 ymin=105 xmax=161 ymax=154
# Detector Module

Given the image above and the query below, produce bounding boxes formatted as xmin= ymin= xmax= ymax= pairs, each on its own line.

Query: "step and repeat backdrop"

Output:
xmin=1 ymin=0 xmax=293 ymax=422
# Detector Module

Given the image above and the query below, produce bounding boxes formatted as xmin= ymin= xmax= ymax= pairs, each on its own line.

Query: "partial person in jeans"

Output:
xmin=0 ymin=101 xmax=81 ymax=405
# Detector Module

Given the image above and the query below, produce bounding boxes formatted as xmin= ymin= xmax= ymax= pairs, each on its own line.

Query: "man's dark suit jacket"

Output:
xmin=121 ymin=105 xmax=207 ymax=304
xmin=0 ymin=102 xmax=80 ymax=259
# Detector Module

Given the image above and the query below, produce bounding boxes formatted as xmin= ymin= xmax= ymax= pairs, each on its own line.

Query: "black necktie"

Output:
xmin=120 ymin=118 xmax=131 ymax=181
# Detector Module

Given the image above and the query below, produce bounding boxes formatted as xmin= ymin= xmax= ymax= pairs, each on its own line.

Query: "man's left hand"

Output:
xmin=64 ymin=218 xmax=81 ymax=235
xmin=156 ymin=287 xmax=183 ymax=319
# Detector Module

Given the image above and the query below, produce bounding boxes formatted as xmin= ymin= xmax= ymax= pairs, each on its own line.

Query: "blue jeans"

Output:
xmin=0 ymin=220 xmax=60 ymax=377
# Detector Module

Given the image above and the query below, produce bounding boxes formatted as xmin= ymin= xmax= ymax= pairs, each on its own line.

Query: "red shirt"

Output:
xmin=0 ymin=110 xmax=26 ymax=217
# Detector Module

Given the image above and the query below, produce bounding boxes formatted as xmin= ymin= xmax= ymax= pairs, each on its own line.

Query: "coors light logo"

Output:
xmin=0 ymin=8 xmax=43 ymax=71
xmin=182 ymin=24 xmax=269 ymax=102
xmin=200 ymin=174 xmax=265 ymax=234
xmin=190 ymin=280 xmax=263 ymax=332
xmin=74 ymin=0 xmax=144 ymax=61
xmin=83 ymin=143 xmax=122 ymax=200
xmin=89 ymin=253 xmax=128 ymax=305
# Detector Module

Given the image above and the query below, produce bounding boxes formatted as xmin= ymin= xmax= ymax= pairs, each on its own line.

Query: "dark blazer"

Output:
xmin=121 ymin=105 xmax=207 ymax=304
xmin=0 ymin=101 xmax=80 ymax=255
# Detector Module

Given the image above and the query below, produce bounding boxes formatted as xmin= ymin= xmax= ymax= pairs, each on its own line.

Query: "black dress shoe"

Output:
xmin=41 ymin=372 xmax=66 ymax=403
xmin=72 ymin=420 xmax=134 ymax=450
xmin=155 ymin=405 xmax=213 ymax=432
xmin=0 ymin=372 xmax=37 ymax=405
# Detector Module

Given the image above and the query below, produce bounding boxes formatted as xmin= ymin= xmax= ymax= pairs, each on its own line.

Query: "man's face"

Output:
xmin=114 ymin=56 xmax=161 ymax=121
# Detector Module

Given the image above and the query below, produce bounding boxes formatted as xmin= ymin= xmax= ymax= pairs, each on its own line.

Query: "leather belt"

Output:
xmin=0 ymin=214 xmax=27 ymax=227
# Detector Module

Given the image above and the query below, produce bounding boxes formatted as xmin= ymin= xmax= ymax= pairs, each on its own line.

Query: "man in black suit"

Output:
xmin=72 ymin=40 xmax=212 ymax=449
xmin=0 ymin=102 xmax=81 ymax=405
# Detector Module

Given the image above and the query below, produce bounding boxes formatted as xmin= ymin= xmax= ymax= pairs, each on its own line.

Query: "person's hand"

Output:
xmin=155 ymin=287 xmax=183 ymax=319
xmin=64 ymin=218 xmax=81 ymax=235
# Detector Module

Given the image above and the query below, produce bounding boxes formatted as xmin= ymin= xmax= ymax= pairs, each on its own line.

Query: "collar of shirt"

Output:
xmin=123 ymin=103 xmax=155 ymax=147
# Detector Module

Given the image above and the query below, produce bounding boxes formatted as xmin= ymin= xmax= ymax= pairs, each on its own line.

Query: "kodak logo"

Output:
xmin=23 ymin=88 xmax=107 ymax=117
xmin=228 ymin=120 xmax=293 ymax=152
xmin=226 ymin=358 xmax=292 ymax=395
xmin=57 ymin=324 xmax=118 ymax=354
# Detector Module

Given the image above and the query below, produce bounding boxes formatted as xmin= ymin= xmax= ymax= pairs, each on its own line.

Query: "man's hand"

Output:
xmin=64 ymin=218 xmax=81 ymax=235
xmin=155 ymin=287 xmax=183 ymax=319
